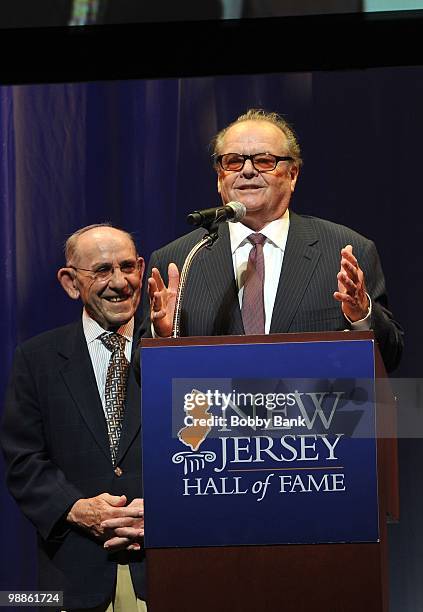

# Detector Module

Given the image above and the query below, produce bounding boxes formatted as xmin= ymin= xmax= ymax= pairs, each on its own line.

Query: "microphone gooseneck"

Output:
xmin=172 ymin=202 xmax=246 ymax=337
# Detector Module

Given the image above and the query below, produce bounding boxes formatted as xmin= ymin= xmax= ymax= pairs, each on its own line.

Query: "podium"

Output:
xmin=140 ymin=331 xmax=398 ymax=612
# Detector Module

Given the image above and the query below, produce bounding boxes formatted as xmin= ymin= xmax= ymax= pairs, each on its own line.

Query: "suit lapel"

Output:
xmin=116 ymin=324 xmax=141 ymax=463
xmin=270 ymin=211 xmax=321 ymax=333
xmin=59 ymin=322 xmax=111 ymax=462
xmin=199 ymin=223 xmax=244 ymax=335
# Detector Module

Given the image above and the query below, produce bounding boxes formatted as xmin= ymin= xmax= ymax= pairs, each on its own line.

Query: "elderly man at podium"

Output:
xmin=141 ymin=108 xmax=403 ymax=373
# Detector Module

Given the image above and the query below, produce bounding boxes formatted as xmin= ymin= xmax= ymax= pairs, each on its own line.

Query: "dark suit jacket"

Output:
xmin=0 ymin=320 xmax=145 ymax=609
xmin=140 ymin=211 xmax=403 ymax=372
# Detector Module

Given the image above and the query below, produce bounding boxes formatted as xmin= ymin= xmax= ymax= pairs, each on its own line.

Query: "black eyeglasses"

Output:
xmin=70 ymin=261 xmax=140 ymax=282
xmin=215 ymin=152 xmax=294 ymax=172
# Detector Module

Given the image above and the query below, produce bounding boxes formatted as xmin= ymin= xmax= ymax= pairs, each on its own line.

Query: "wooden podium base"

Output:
xmin=146 ymin=536 xmax=388 ymax=612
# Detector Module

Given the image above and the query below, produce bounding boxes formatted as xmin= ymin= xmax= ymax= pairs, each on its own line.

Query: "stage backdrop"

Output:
xmin=0 ymin=67 xmax=422 ymax=610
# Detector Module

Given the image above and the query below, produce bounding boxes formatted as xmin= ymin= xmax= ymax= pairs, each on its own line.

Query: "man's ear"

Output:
xmin=290 ymin=164 xmax=300 ymax=192
xmin=57 ymin=268 xmax=80 ymax=300
xmin=138 ymin=256 xmax=145 ymax=279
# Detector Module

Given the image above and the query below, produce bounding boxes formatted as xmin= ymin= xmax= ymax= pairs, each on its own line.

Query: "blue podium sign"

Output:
xmin=141 ymin=337 xmax=378 ymax=548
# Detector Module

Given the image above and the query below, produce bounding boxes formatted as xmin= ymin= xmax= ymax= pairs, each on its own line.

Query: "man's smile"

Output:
xmin=234 ymin=184 xmax=263 ymax=190
xmin=103 ymin=295 xmax=131 ymax=303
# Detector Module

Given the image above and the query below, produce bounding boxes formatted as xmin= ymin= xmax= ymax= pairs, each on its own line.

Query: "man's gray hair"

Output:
xmin=211 ymin=108 xmax=302 ymax=167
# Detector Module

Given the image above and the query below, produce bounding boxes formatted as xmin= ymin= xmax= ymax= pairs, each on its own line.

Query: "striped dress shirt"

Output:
xmin=82 ymin=309 xmax=134 ymax=416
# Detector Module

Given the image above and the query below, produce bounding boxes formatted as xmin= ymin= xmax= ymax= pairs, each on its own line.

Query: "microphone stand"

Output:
xmin=171 ymin=223 xmax=220 ymax=338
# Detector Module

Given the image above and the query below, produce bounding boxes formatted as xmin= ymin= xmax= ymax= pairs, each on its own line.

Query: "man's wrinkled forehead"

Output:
xmin=72 ymin=228 xmax=137 ymax=265
xmin=220 ymin=120 xmax=288 ymax=154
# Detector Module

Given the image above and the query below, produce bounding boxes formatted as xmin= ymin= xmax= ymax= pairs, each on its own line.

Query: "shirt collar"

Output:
xmin=229 ymin=208 xmax=290 ymax=253
xmin=82 ymin=308 xmax=134 ymax=343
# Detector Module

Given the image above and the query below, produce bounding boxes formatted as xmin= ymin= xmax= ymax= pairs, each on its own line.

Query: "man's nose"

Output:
xmin=108 ymin=267 xmax=127 ymax=288
xmin=240 ymin=158 xmax=259 ymax=177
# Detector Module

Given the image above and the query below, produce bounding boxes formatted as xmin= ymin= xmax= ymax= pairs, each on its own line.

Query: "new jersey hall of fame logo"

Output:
xmin=170 ymin=379 xmax=373 ymax=503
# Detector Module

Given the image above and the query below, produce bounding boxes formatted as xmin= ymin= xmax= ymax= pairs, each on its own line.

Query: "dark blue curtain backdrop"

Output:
xmin=0 ymin=68 xmax=422 ymax=609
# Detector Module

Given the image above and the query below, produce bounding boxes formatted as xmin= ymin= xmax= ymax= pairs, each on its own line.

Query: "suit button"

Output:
xmin=114 ymin=466 xmax=123 ymax=477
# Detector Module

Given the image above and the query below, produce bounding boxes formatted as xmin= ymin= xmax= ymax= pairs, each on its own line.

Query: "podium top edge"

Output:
xmin=140 ymin=330 xmax=375 ymax=349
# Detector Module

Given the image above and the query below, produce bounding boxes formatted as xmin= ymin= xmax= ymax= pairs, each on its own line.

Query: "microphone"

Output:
xmin=187 ymin=201 xmax=246 ymax=227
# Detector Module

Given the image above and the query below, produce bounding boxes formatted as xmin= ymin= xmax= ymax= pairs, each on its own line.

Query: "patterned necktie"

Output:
xmin=241 ymin=233 xmax=266 ymax=335
xmin=99 ymin=332 xmax=129 ymax=465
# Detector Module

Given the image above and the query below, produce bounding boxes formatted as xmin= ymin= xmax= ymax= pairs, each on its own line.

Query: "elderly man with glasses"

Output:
xmin=141 ymin=108 xmax=403 ymax=373
xmin=1 ymin=224 xmax=147 ymax=611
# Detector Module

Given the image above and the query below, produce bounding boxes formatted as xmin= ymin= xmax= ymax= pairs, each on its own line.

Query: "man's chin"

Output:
xmin=104 ymin=307 xmax=135 ymax=328
xmin=233 ymin=195 xmax=263 ymax=210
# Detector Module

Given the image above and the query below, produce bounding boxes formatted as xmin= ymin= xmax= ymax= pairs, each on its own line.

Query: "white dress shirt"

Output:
xmin=229 ymin=210 xmax=290 ymax=334
xmin=82 ymin=309 xmax=134 ymax=415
